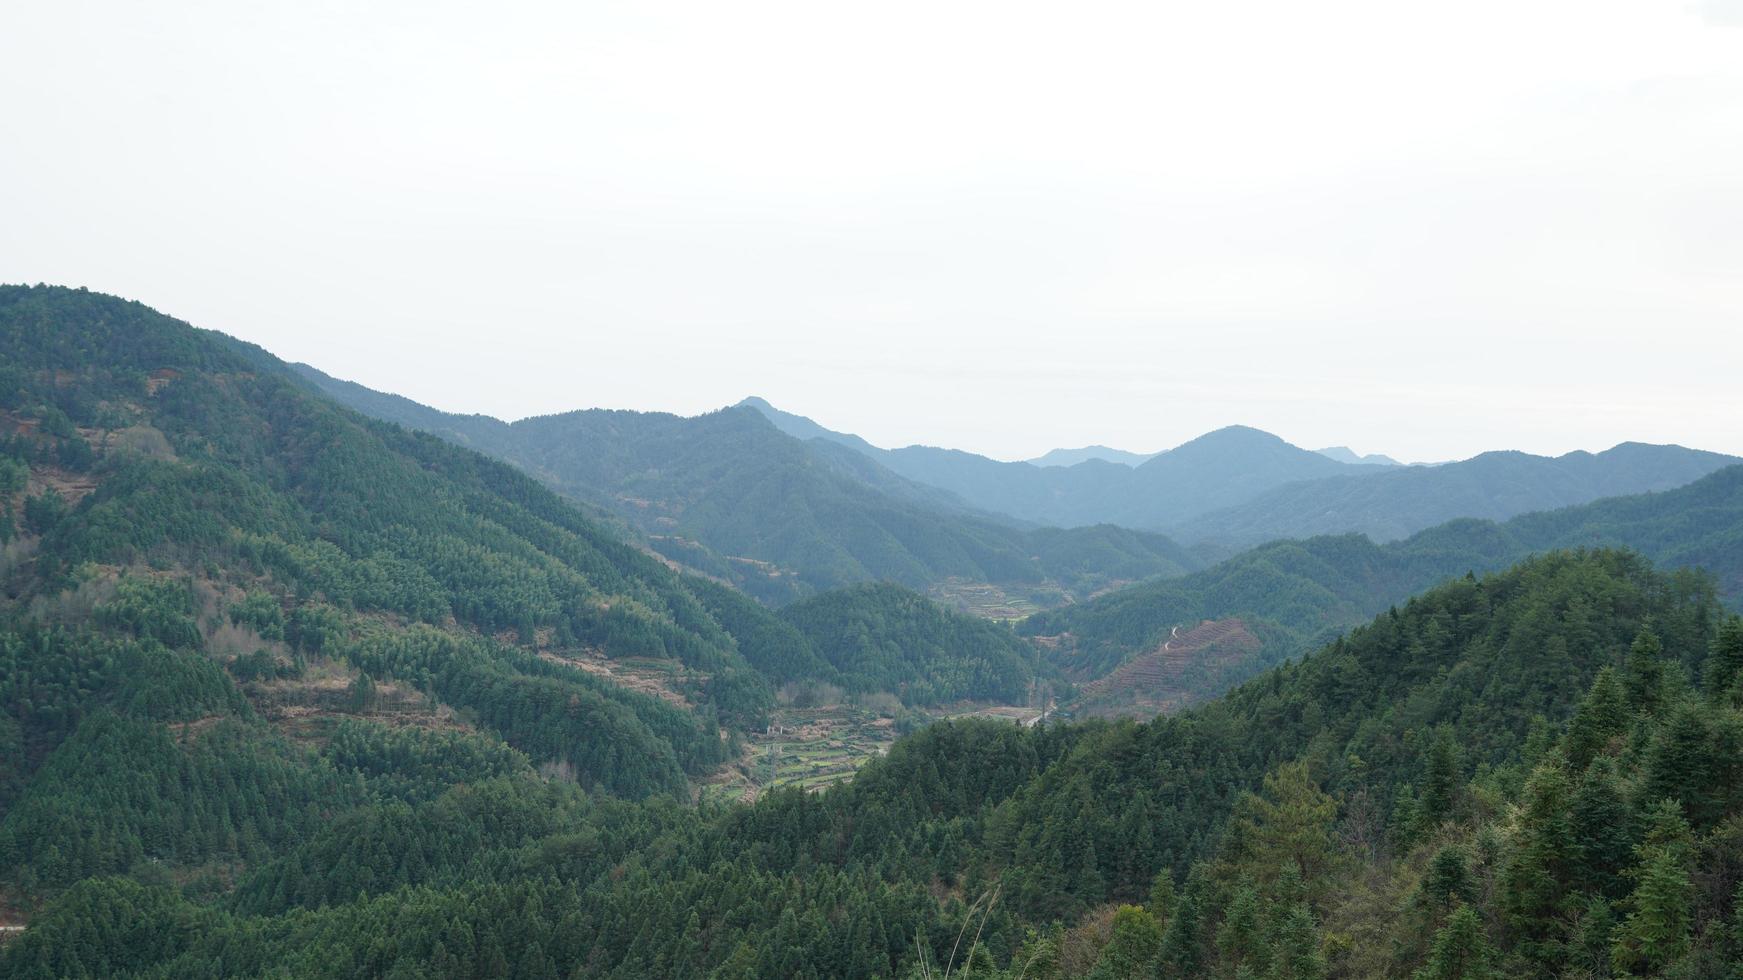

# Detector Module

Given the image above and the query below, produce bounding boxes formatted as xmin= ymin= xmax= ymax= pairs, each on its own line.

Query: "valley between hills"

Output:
xmin=3 ymin=285 xmax=1742 ymax=977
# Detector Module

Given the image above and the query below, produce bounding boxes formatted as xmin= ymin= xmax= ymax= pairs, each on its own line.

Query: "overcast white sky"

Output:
xmin=3 ymin=1 xmax=1741 ymax=461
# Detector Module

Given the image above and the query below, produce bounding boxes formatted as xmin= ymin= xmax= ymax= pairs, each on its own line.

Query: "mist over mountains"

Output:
xmin=738 ymin=396 xmax=1735 ymax=546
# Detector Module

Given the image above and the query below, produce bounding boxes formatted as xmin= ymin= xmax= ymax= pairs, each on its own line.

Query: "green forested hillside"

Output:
xmin=780 ymin=582 xmax=1040 ymax=706
xmin=1023 ymin=465 xmax=1743 ymax=699
xmin=0 ymin=285 xmax=831 ymax=808
xmin=301 ymin=368 xmax=1200 ymax=605
xmin=8 ymin=542 xmax=1742 ymax=977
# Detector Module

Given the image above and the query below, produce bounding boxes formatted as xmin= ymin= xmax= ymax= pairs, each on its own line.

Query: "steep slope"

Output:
xmin=1024 ymin=464 xmax=1743 ymax=704
xmin=303 ymin=369 xmax=1200 ymax=605
xmin=1176 ymin=441 xmax=1739 ymax=547
xmin=0 ymin=285 xmax=840 ymax=806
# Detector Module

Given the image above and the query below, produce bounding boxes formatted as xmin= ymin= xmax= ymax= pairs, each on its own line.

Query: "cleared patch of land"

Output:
xmin=1071 ymin=617 xmax=1261 ymax=719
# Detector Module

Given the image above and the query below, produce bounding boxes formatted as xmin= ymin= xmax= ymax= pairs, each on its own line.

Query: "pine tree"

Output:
xmin=1702 ymin=615 xmax=1743 ymax=701
xmin=1567 ymin=756 xmax=1636 ymax=902
xmin=1411 ymin=904 xmax=1496 ymax=980
xmin=1499 ymin=762 xmax=1575 ymax=970
xmin=1216 ymin=883 xmax=1267 ymax=979
xmin=1610 ymin=800 xmax=1695 ymax=975
xmin=1564 ymin=667 xmax=1630 ymax=770
xmin=1624 ymin=628 xmax=1666 ymax=715
xmin=1218 ymin=762 xmax=1338 ymax=898
xmin=1419 ymin=727 xmax=1462 ymax=828
xmin=1263 ymin=900 xmax=1324 ymax=980
xmin=1156 ymin=871 xmax=1206 ymax=979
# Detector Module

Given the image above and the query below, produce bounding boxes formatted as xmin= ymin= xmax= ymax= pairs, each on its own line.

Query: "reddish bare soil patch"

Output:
xmin=1076 ymin=618 xmax=1262 ymax=719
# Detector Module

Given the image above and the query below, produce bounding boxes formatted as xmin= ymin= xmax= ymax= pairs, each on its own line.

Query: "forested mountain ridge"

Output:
xmin=7 ymin=544 xmax=1741 ymax=977
xmin=745 ymin=396 xmax=1379 ymax=529
xmin=743 ymin=398 xmax=1736 ymax=551
xmin=299 ymin=366 xmax=1201 ymax=605
xmin=0 ymin=284 xmax=824 ymax=799
xmin=1024 ymin=464 xmax=1743 ymax=712
xmin=1175 ymin=441 xmax=1739 ymax=548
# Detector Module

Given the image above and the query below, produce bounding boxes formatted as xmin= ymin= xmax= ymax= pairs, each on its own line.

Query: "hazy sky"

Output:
xmin=4 ymin=1 xmax=1741 ymax=462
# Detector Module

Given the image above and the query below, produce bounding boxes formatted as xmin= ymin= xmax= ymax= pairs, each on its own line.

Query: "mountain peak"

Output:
xmin=1027 ymin=445 xmax=1156 ymax=468
xmin=1316 ymin=446 xmax=1403 ymax=466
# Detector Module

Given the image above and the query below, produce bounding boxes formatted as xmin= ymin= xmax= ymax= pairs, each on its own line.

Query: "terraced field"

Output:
xmin=699 ymin=705 xmax=898 ymax=803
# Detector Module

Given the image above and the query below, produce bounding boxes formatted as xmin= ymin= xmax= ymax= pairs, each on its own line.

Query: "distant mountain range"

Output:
xmin=307 ymin=375 xmax=1738 ymax=610
xmin=298 ymin=371 xmax=1201 ymax=605
xmin=1175 ymin=441 xmax=1740 ymax=548
xmin=742 ymin=398 xmax=1735 ymax=547
xmin=744 ymin=398 xmax=1380 ymax=529
xmin=1314 ymin=445 xmax=1405 ymax=466
xmin=1028 ymin=443 xmax=1406 ymax=469
xmin=1027 ymin=445 xmax=1157 ymax=468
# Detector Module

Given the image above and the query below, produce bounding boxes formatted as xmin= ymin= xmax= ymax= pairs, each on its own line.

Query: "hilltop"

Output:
xmin=303 ymin=370 xmax=1201 ymax=607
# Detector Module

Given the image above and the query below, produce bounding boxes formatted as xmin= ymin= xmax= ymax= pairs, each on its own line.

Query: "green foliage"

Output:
xmin=94 ymin=575 xmax=202 ymax=649
xmin=1412 ymin=904 xmax=1497 ymax=980
xmin=1610 ymin=800 xmax=1696 ymax=974
xmin=1094 ymin=905 xmax=1161 ymax=979
xmin=1705 ymin=614 xmax=1743 ymax=699
xmin=301 ymin=364 xmax=1202 ymax=603
xmin=1023 ymin=466 xmax=1743 ymax=700
xmin=0 ymin=713 xmax=353 ymax=890
xmin=780 ymin=582 xmax=1038 ymax=705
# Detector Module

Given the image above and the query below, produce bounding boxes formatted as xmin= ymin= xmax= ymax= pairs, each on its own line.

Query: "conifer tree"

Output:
xmin=1156 ymin=870 xmax=1207 ymax=979
xmin=1216 ymin=883 xmax=1267 ymax=979
xmin=1412 ymin=904 xmax=1496 ymax=980
xmin=1263 ymin=900 xmax=1324 ymax=980
xmin=1624 ymin=628 xmax=1666 ymax=715
xmin=1564 ymin=667 xmax=1630 ymax=770
xmin=1704 ymin=615 xmax=1743 ymax=701
xmin=1419 ymin=845 xmax=1476 ymax=912
xmin=1419 ymin=727 xmax=1462 ymax=828
xmin=1610 ymin=800 xmax=1694 ymax=975
xmin=1499 ymin=762 xmax=1575 ymax=969
xmin=1641 ymin=701 xmax=1718 ymax=827
xmin=1568 ymin=756 xmax=1635 ymax=900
